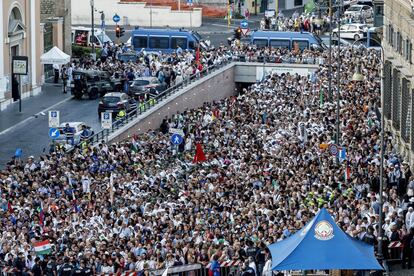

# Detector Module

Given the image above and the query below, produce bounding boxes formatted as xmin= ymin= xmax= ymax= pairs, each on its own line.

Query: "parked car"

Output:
xmin=332 ymin=23 xmax=369 ymax=41
xmin=129 ymin=77 xmax=167 ymax=99
xmin=55 ymin=122 xmax=94 ymax=150
xmin=344 ymin=5 xmax=373 ymax=19
xmin=98 ymin=92 xmax=137 ymax=118
xmin=71 ymin=70 xmax=122 ymax=99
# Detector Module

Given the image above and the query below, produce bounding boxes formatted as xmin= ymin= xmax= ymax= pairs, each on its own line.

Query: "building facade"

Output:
xmin=0 ymin=0 xmax=43 ymax=110
xmin=40 ymin=0 xmax=71 ymax=54
xmin=383 ymin=0 xmax=414 ymax=162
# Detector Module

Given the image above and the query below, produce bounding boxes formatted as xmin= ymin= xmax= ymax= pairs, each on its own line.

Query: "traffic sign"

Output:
xmin=241 ymin=28 xmax=250 ymax=36
xmin=328 ymin=144 xmax=339 ymax=156
xmin=113 ymin=14 xmax=120 ymax=23
xmin=169 ymin=127 xmax=185 ymax=136
xmin=240 ymin=20 xmax=248 ymax=28
xmin=171 ymin=133 xmax=183 ymax=145
xmin=49 ymin=128 xmax=60 ymax=139
xmin=48 ymin=110 xmax=60 ymax=128
xmin=101 ymin=112 xmax=112 ymax=129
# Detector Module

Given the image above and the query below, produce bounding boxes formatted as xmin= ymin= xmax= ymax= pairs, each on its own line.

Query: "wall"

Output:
xmin=71 ymin=0 xmax=202 ymax=28
xmin=383 ymin=0 xmax=414 ymax=165
xmin=110 ymin=63 xmax=235 ymax=143
xmin=40 ymin=0 xmax=72 ymax=54
xmin=0 ymin=0 xmax=42 ymax=110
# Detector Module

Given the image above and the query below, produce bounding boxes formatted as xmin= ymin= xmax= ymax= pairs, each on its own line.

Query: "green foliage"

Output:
xmin=71 ymin=45 xmax=102 ymax=58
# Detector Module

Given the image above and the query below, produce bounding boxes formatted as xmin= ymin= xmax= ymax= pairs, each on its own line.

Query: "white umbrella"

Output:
xmin=40 ymin=46 xmax=71 ymax=65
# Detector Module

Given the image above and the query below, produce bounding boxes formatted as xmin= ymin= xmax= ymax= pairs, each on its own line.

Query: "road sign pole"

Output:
xmin=19 ymin=75 xmax=21 ymax=113
xmin=227 ymin=0 xmax=231 ymax=29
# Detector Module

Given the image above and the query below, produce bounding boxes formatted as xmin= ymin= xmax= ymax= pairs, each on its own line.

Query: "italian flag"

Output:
xmin=33 ymin=240 xmax=52 ymax=255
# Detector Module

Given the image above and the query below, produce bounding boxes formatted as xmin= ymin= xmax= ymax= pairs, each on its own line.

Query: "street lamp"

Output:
xmin=90 ymin=0 xmax=96 ymax=60
xmin=353 ymin=38 xmax=385 ymax=263
xmin=352 ymin=63 xmax=364 ymax=82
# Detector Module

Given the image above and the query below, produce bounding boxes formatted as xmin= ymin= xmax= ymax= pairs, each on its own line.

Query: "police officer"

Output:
xmin=81 ymin=259 xmax=92 ymax=276
xmin=44 ymin=256 xmax=57 ymax=276
xmin=58 ymin=257 xmax=73 ymax=276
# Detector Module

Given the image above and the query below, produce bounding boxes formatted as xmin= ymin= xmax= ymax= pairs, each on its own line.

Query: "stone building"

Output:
xmin=40 ymin=0 xmax=71 ymax=54
xmin=383 ymin=0 xmax=414 ymax=162
xmin=0 ymin=0 xmax=43 ymax=110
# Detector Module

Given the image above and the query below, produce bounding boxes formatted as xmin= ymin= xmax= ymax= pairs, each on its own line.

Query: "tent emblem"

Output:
xmin=314 ymin=220 xmax=334 ymax=240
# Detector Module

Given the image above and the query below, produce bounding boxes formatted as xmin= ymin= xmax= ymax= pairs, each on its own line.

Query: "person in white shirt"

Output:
xmin=406 ymin=207 xmax=414 ymax=230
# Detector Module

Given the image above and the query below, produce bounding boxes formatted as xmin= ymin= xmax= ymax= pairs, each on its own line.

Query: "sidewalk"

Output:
xmin=0 ymin=83 xmax=72 ymax=134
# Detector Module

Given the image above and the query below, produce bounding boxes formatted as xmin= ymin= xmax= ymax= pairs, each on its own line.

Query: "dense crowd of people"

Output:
xmin=1 ymin=38 xmax=414 ymax=276
xmin=260 ymin=7 xmax=372 ymax=33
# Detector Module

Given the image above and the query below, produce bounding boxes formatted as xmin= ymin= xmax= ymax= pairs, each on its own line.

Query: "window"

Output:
xmin=292 ymin=40 xmax=309 ymax=50
xmin=409 ymin=41 xmax=413 ymax=64
xmin=375 ymin=5 xmax=384 ymax=16
xmin=253 ymin=39 xmax=268 ymax=48
xmin=294 ymin=0 xmax=302 ymax=6
xmin=149 ymin=36 xmax=169 ymax=49
xmin=397 ymin=32 xmax=403 ymax=54
xmin=269 ymin=39 xmax=290 ymax=49
xmin=133 ymin=36 xmax=148 ymax=49
xmin=189 ymin=41 xmax=196 ymax=49
xmin=171 ymin=37 xmax=187 ymax=49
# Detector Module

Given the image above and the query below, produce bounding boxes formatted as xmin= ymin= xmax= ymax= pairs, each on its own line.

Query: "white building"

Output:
xmin=0 ymin=0 xmax=43 ymax=110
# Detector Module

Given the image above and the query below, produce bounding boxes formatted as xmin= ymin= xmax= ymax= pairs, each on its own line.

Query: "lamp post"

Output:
xmin=90 ymin=0 xmax=96 ymax=60
xmin=335 ymin=0 xmax=343 ymax=147
xmin=352 ymin=38 xmax=385 ymax=262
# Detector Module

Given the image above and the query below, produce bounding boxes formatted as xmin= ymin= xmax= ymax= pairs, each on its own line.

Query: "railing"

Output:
xmin=73 ymin=55 xmax=322 ymax=149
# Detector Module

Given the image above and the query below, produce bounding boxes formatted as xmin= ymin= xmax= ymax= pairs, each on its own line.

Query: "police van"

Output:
xmin=250 ymin=31 xmax=324 ymax=50
xmin=130 ymin=27 xmax=211 ymax=53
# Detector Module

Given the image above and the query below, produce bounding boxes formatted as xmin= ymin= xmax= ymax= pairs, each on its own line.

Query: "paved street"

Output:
xmin=0 ymin=83 xmax=101 ymax=166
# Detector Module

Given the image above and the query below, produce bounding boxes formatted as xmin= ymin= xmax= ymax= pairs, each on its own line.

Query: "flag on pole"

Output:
xmin=33 ymin=240 xmax=52 ymax=255
xmin=38 ymin=203 xmax=45 ymax=226
xmin=131 ymin=135 xmax=139 ymax=152
xmin=7 ymin=201 xmax=13 ymax=213
xmin=196 ymin=45 xmax=200 ymax=66
xmin=338 ymin=147 xmax=346 ymax=162
xmin=193 ymin=143 xmax=207 ymax=163
xmin=345 ymin=161 xmax=351 ymax=181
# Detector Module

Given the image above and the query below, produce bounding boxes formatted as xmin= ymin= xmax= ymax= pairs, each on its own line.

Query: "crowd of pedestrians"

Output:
xmin=2 ymin=40 xmax=414 ymax=276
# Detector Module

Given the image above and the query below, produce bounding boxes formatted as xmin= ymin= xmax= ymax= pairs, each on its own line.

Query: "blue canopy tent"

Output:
xmin=268 ymin=208 xmax=383 ymax=271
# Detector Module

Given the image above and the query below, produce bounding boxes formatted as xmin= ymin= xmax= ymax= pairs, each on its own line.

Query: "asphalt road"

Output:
xmin=0 ymin=85 xmax=101 ymax=166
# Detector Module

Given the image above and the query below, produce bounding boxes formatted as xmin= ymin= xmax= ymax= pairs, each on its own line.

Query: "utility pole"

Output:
xmin=328 ymin=0 xmax=333 ymax=101
xmin=90 ymin=0 xmax=96 ymax=60
xmin=336 ymin=0 xmax=342 ymax=147
xmin=228 ymin=0 xmax=231 ymax=29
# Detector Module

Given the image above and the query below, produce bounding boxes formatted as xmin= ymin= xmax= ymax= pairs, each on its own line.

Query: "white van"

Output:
xmin=71 ymin=26 xmax=112 ymax=48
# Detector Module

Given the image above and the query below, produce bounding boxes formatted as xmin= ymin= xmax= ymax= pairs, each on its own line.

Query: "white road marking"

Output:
xmin=0 ymin=96 xmax=72 ymax=136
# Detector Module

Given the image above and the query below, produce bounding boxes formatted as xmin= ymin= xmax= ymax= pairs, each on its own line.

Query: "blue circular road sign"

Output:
xmin=240 ymin=20 xmax=248 ymax=28
xmin=113 ymin=14 xmax=120 ymax=23
xmin=171 ymin=134 xmax=183 ymax=145
xmin=49 ymin=128 xmax=60 ymax=139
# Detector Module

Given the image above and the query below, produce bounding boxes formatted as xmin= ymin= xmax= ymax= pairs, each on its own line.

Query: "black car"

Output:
xmin=98 ymin=92 xmax=137 ymax=118
xmin=129 ymin=77 xmax=167 ymax=99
